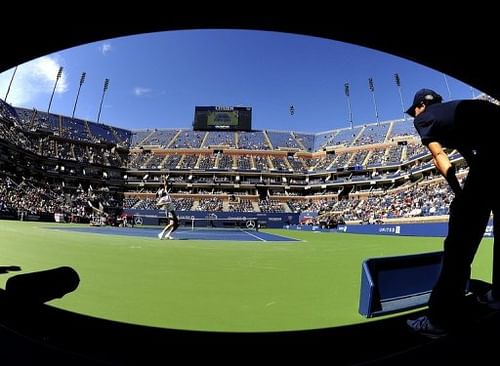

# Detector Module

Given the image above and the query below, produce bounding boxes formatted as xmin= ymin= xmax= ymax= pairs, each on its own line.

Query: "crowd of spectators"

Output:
xmin=0 ymin=175 xmax=120 ymax=222
xmin=1 ymin=96 xmax=479 ymax=228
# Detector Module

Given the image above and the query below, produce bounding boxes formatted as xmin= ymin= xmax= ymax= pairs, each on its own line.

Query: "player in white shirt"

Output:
xmin=156 ymin=177 xmax=179 ymax=240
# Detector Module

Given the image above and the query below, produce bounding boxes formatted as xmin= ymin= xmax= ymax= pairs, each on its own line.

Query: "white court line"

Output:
xmin=241 ymin=229 xmax=267 ymax=242
xmin=258 ymin=231 xmax=305 ymax=242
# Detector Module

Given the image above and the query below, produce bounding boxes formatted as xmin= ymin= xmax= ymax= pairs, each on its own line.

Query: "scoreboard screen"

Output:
xmin=208 ymin=110 xmax=239 ymax=127
xmin=193 ymin=106 xmax=252 ymax=131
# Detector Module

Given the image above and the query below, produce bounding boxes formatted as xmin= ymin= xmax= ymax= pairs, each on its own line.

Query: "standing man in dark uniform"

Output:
xmin=405 ymin=89 xmax=500 ymax=338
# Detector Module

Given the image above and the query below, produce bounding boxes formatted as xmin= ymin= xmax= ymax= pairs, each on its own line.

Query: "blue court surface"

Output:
xmin=49 ymin=226 xmax=300 ymax=242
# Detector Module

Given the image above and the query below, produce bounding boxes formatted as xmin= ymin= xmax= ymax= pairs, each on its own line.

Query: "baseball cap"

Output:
xmin=405 ymin=89 xmax=443 ymax=117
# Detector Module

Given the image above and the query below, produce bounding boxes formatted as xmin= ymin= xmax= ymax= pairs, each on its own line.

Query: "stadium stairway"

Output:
xmin=291 ymin=132 xmax=306 ymax=150
xmin=351 ymin=125 xmax=366 ymax=146
xmin=166 ymin=129 xmax=182 ymax=148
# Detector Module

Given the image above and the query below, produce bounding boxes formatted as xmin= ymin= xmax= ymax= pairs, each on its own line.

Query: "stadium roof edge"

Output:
xmin=0 ymin=12 xmax=499 ymax=102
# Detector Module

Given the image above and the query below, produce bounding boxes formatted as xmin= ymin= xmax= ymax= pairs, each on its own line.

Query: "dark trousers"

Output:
xmin=169 ymin=210 xmax=179 ymax=229
xmin=428 ymin=160 xmax=498 ymax=328
xmin=492 ymin=209 xmax=500 ymax=295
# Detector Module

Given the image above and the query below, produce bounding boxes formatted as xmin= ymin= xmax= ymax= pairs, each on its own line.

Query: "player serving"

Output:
xmin=156 ymin=176 xmax=179 ymax=240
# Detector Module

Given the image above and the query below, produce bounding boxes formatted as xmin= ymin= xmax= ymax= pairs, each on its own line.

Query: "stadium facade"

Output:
xmin=1 ymin=98 xmax=474 ymax=226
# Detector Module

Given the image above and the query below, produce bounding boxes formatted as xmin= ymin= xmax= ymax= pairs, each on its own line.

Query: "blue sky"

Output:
xmin=0 ymin=29 xmax=478 ymax=133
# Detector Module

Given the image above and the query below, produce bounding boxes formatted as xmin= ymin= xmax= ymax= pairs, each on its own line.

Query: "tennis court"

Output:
xmin=49 ymin=226 xmax=300 ymax=242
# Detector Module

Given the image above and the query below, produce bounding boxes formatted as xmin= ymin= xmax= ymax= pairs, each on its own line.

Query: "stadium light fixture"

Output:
xmin=96 ymin=78 xmax=110 ymax=124
xmin=368 ymin=77 xmax=380 ymax=124
xmin=443 ymin=73 xmax=452 ymax=99
xmin=47 ymin=66 xmax=63 ymax=115
xmin=4 ymin=65 xmax=18 ymax=103
xmin=71 ymin=72 xmax=86 ymax=119
xmin=394 ymin=73 xmax=406 ymax=120
xmin=344 ymin=82 xmax=353 ymax=129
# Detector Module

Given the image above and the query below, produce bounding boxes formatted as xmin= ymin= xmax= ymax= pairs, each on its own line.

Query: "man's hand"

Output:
xmin=446 ymin=165 xmax=462 ymax=195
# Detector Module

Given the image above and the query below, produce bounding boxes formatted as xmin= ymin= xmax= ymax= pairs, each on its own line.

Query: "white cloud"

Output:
xmin=100 ymin=43 xmax=112 ymax=55
xmin=0 ymin=56 xmax=68 ymax=107
xmin=133 ymin=87 xmax=152 ymax=96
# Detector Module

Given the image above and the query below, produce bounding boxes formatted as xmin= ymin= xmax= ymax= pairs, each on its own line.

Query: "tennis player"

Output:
xmin=156 ymin=177 xmax=179 ymax=240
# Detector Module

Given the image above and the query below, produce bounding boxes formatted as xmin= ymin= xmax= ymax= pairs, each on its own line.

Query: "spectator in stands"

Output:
xmin=156 ymin=177 xmax=179 ymax=240
xmin=405 ymin=89 xmax=500 ymax=338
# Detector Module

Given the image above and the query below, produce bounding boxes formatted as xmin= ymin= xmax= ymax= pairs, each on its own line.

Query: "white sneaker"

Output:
xmin=166 ymin=235 xmax=174 ymax=240
xmin=407 ymin=316 xmax=448 ymax=339
xmin=158 ymin=233 xmax=163 ymax=240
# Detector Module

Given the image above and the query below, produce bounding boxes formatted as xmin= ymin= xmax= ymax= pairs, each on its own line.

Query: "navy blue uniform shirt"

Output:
xmin=413 ymin=99 xmax=500 ymax=153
